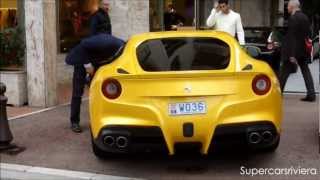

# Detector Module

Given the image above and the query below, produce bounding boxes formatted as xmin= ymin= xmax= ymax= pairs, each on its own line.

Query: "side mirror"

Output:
xmin=244 ymin=46 xmax=261 ymax=58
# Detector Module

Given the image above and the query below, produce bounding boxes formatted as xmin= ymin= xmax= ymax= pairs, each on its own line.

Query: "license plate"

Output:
xmin=169 ymin=101 xmax=207 ymax=116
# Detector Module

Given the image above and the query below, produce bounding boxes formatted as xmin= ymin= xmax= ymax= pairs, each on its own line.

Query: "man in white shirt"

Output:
xmin=206 ymin=0 xmax=245 ymax=45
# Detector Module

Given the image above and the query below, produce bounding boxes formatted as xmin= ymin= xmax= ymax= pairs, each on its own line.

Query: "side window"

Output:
xmin=137 ymin=37 xmax=230 ymax=71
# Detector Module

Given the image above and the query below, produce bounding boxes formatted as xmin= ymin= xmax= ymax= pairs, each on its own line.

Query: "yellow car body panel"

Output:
xmin=89 ymin=31 xmax=282 ymax=155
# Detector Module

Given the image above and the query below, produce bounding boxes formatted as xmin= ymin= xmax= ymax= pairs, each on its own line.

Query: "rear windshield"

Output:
xmin=136 ymin=37 xmax=230 ymax=71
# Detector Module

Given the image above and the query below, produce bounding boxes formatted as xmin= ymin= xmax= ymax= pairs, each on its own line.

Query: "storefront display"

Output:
xmin=59 ymin=0 xmax=99 ymax=52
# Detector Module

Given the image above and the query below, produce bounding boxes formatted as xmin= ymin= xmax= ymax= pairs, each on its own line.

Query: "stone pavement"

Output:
xmin=285 ymin=59 xmax=319 ymax=93
xmin=7 ymin=83 xmax=88 ymax=120
xmin=0 ymin=163 xmax=140 ymax=180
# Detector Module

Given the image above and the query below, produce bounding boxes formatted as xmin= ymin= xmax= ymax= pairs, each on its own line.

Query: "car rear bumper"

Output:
xmin=92 ymin=121 xmax=279 ymax=155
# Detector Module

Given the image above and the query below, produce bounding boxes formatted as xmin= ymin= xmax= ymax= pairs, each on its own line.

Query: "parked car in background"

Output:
xmin=89 ymin=31 xmax=282 ymax=158
xmin=244 ymin=27 xmax=287 ymax=75
xmin=312 ymin=35 xmax=319 ymax=60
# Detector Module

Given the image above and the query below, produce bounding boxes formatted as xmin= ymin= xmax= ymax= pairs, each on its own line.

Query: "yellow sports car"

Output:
xmin=89 ymin=31 xmax=282 ymax=158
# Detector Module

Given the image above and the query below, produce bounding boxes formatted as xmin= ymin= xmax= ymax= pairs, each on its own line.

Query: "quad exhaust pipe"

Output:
xmin=262 ymin=131 xmax=273 ymax=143
xmin=248 ymin=131 xmax=274 ymax=145
xmin=103 ymin=135 xmax=129 ymax=149
xmin=248 ymin=132 xmax=262 ymax=144
xmin=116 ymin=136 xmax=128 ymax=149
xmin=103 ymin=136 xmax=115 ymax=147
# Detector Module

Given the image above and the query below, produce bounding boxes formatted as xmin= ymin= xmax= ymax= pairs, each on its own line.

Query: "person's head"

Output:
xmin=287 ymin=0 xmax=300 ymax=15
xmin=167 ymin=3 xmax=176 ymax=13
xmin=100 ymin=0 xmax=110 ymax=13
xmin=218 ymin=0 xmax=230 ymax=14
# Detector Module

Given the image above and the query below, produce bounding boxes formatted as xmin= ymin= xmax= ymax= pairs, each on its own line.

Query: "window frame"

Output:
xmin=135 ymin=36 xmax=232 ymax=72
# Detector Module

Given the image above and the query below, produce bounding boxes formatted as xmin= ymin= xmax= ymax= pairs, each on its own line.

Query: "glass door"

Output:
xmin=150 ymin=0 xmax=227 ymax=31
xmin=150 ymin=0 xmax=165 ymax=31
xmin=197 ymin=0 xmax=214 ymax=29
xmin=150 ymin=0 xmax=195 ymax=31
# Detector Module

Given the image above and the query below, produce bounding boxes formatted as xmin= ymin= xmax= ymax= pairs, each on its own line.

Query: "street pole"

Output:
xmin=0 ymin=82 xmax=13 ymax=150
xmin=0 ymin=82 xmax=25 ymax=155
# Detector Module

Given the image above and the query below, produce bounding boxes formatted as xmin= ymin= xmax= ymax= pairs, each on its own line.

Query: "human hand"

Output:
xmin=215 ymin=2 xmax=220 ymax=12
xmin=289 ymin=57 xmax=297 ymax=64
xmin=85 ymin=66 xmax=95 ymax=76
xmin=171 ymin=25 xmax=178 ymax=30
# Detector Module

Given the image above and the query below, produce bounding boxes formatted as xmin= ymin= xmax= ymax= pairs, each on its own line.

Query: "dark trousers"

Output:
xmin=70 ymin=65 xmax=86 ymax=124
xmin=279 ymin=59 xmax=315 ymax=96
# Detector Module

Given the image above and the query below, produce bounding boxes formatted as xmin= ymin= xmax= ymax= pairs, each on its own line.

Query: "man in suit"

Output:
xmin=279 ymin=0 xmax=316 ymax=102
xmin=90 ymin=0 xmax=112 ymax=36
xmin=66 ymin=34 xmax=124 ymax=133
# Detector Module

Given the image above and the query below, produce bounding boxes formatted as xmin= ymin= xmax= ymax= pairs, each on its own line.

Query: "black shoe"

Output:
xmin=71 ymin=123 xmax=82 ymax=133
xmin=300 ymin=95 xmax=316 ymax=102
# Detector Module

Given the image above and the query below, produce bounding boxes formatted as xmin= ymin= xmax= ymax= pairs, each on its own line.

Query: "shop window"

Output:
xmin=150 ymin=0 xmax=232 ymax=31
xmin=0 ymin=0 xmax=24 ymax=69
xmin=0 ymin=0 xmax=18 ymax=30
xmin=58 ymin=0 xmax=99 ymax=53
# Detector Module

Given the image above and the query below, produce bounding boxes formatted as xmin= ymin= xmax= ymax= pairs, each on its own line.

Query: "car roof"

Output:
xmin=128 ymin=31 xmax=237 ymax=45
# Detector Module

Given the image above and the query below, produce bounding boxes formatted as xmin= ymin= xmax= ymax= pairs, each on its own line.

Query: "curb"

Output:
xmin=0 ymin=163 xmax=142 ymax=180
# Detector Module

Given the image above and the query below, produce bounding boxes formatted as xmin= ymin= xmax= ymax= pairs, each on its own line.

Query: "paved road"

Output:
xmin=0 ymin=95 xmax=319 ymax=180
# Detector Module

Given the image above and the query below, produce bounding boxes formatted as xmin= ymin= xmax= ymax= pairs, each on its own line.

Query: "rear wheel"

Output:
xmin=92 ymin=139 xmax=105 ymax=158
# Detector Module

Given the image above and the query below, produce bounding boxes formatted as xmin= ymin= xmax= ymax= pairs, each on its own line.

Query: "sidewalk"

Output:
xmin=0 ymin=163 xmax=141 ymax=180
xmin=284 ymin=59 xmax=319 ymax=93
xmin=7 ymin=83 xmax=88 ymax=120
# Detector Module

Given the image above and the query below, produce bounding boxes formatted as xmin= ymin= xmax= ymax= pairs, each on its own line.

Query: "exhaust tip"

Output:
xmin=103 ymin=136 xmax=115 ymax=147
xmin=248 ymin=132 xmax=262 ymax=144
xmin=262 ymin=131 xmax=273 ymax=142
xmin=116 ymin=136 xmax=128 ymax=149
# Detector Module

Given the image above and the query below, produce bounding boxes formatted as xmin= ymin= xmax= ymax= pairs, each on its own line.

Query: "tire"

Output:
xmin=91 ymin=138 xmax=107 ymax=159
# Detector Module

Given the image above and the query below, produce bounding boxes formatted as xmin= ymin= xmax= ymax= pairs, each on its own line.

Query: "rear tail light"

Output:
xmin=101 ymin=78 xmax=122 ymax=99
xmin=252 ymin=75 xmax=271 ymax=95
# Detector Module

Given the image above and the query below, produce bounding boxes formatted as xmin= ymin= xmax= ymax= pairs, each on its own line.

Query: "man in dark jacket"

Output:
xmin=279 ymin=0 xmax=315 ymax=102
xmin=90 ymin=0 xmax=112 ymax=35
xmin=66 ymin=34 xmax=124 ymax=133
xmin=164 ymin=4 xmax=185 ymax=31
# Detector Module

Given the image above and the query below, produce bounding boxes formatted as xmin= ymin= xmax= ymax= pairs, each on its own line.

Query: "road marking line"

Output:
xmin=0 ymin=163 xmax=142 ymax=180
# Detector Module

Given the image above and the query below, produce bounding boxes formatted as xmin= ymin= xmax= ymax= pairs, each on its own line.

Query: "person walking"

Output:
xmin=90 ymin=0 xmax=112 ymax=36
xmin=206 ymin=0 xmax=245 ymax=45
xmin=279 ymin=0 xmax=316 ymax=102
xmin=66 ymin=34 xmax=124 ymax=133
